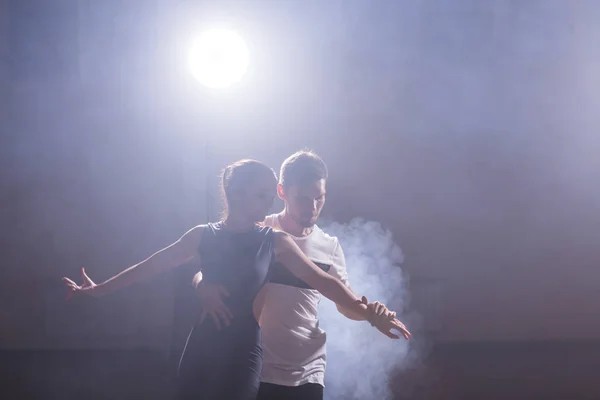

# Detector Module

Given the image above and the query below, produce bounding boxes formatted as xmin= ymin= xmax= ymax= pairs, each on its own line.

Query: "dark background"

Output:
xmin=1 ymin=0 xmax=599 ymax=398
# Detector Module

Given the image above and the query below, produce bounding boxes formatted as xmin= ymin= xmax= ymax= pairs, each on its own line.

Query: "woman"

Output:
xmin=63 ymin=159 xmax=408 ymax=400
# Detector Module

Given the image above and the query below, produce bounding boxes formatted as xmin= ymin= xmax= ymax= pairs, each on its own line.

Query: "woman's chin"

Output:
xmin=252 ymin=214 xmax=267 ymax=224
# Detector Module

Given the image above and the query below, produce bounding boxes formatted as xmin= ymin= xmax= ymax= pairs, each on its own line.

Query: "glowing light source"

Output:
xmin=188 ymin=29 xmax=249 ymax=89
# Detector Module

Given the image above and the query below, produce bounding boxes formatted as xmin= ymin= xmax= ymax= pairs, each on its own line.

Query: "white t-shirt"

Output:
xmin=257 ymin=214 xmax=349 ymax=387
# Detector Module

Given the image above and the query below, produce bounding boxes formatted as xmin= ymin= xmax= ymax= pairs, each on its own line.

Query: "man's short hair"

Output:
xmin=279 ymin=149 xmax=328 ymax=189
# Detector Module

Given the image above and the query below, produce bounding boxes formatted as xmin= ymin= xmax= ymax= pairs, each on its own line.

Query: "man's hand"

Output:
xmin=377 ymin=316 xmax=411 ymax=340
xmin=362 ymin=296 xmax=412 ymax=340
xmin=194 ymin=281 xmax=233 ymax=331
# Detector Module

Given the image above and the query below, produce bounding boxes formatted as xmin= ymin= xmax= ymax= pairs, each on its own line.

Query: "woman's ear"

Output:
xmin=277 ymin=183 xmax=286 ymax=201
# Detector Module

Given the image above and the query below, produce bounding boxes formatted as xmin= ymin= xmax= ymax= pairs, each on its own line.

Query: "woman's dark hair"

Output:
xmin=220 ymin=159 xmax=276 ymax=218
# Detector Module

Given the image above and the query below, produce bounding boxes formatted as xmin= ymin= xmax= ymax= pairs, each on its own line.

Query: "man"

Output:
xmin=193 ymin=150 xmax=410 ymax=400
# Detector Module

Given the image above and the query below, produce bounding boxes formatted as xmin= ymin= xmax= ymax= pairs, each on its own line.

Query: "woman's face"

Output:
xmin=235 ymin=172 xmax=277 ymax=222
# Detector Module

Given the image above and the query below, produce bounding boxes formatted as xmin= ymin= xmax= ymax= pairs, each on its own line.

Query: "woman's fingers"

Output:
xmin=62 ymin=277 xmax=78 ymax=287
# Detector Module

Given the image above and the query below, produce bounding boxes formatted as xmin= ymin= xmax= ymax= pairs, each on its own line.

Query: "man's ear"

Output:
xmin=277 ymin=183 xmax=286 ymax=201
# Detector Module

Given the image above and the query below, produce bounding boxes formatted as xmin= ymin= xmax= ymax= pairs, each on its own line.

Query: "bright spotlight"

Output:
xmin=188 ymin=29 xmax=249 ymax=89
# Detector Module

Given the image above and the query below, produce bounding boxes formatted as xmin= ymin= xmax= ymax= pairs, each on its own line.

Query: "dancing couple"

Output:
xmin=63 ymin=150 xmax=411 ymax=400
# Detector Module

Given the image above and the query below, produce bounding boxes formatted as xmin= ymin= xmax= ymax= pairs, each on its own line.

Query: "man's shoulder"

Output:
xmin=312 ymin=224 xmax=340 ymax=249
xmin=313 ymin=226 xmax=348 ymax=281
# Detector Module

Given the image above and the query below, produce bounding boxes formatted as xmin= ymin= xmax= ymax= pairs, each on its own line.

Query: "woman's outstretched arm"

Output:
xmin=274 ymin=231 xmax=368 ymax=316
xmin=274 ymin=231 xmax=411 ymax=339
xmin=63 ymin=225 xmax=204 ymax=298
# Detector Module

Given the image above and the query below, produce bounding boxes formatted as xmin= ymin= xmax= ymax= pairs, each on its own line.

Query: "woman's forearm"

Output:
xmin=93 ymin=255 xmax=164 ymax=297
xmin=81 ymin=226 xmax=203 ymax=297
xmin=275 ymin=231 xmax=371 ymax=320
xmin=314 ymin=275 xmax=370 ymax=319
xmin=93 ymin=237 xmax=197 ymax=296
xmin=337 ymin=304 xmax=369 ymax=321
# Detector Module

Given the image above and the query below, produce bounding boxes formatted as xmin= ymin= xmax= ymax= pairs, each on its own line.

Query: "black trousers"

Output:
xmin=256 ymin=382 xmax=324 ymax=400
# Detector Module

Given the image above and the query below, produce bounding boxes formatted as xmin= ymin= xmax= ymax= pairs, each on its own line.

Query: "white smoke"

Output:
xmin=318 ymin=218 xmax=413 ymax=400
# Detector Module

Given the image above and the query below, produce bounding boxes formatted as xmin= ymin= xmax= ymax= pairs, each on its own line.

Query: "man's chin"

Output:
xmin=298 ymin=219 xmax=317 ymax=228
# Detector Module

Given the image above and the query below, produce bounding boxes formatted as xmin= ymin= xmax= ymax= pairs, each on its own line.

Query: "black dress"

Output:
xmin=176 ymin=222 xmax=275 ymax=400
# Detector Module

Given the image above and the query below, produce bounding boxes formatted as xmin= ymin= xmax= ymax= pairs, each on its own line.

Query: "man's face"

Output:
xmin=279 ymin=179 xmax=326 ymax=228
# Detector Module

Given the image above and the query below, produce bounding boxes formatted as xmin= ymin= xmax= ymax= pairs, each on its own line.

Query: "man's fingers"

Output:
xmin=221 ymin=314 xmax=231 ymax=328
xmin=213 ymin=298 xmax=233 ymax=320
xmin=361 ymin=296 xmax=368 ymax=305
xmin=210 ymin=312 xmax=222 ymax=331
xmin=222 ymin=304 xmax=234 ymax=320
xmin=216 ymin=309 xmax=231 ymax=328
xmin=219 ymin=286 xmax=230 ymax=297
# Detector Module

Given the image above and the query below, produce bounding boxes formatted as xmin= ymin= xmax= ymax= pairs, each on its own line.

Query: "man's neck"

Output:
xmin=277 ymin=210 xmax=314 ymax=237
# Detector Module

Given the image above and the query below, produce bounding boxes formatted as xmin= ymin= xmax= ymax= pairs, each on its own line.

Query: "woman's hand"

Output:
xmin=62 ymin=267 xmax=98 ymax=300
